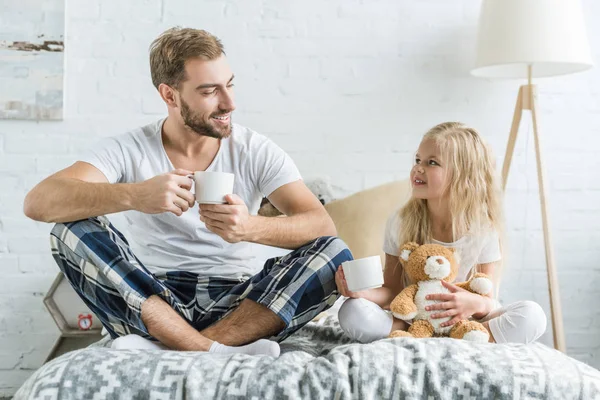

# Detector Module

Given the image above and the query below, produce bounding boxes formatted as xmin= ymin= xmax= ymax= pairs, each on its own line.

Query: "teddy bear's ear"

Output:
xmin=400 ymin=242 xmax=420 ymax=262
xmin=400 ymin=250 xmax=411 ymax=262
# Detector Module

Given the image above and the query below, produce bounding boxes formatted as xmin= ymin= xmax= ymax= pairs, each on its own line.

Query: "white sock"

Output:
xmin=111 ymin=334 xmax=168 ymax=350
xmin=111 ymin=334 xmax=281 ymax=357
xmin=209 ymin=339 xmax=281 ymax=357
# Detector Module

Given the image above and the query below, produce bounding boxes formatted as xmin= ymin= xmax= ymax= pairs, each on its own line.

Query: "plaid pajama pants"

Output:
xmin=49 ymin=216 xmax=353 ymax=342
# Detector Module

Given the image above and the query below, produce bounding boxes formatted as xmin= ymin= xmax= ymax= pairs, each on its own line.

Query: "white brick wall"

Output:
xmin=1 ymin=0 xmax=599 ymax=395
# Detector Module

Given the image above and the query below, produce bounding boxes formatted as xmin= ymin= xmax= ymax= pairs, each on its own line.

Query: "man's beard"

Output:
xmin=180 ymin=99 xmax=232 ymax=139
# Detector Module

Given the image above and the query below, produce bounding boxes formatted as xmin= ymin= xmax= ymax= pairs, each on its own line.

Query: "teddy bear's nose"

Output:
xmin=425 ymin=256 xmax=451 ymax=280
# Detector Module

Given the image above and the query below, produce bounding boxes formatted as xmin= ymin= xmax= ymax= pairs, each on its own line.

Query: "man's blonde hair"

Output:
xmin=398 ymin=122 xmax=505 ymax=285
xmin=149 ymin=27 xmax=225 ymax=90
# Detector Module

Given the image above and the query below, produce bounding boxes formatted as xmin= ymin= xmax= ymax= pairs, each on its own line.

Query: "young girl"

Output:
xmin=336 ymin=122 xmax=546 ymax=344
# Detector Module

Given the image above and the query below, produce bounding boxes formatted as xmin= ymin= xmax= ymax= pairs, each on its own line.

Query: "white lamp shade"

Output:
xmin=471 ymin=0 xmax=593 ymax=78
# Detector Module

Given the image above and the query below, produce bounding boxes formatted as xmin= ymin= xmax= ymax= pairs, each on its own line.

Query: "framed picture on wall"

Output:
xmin=0 ymin=0 xmax=65 ymax=120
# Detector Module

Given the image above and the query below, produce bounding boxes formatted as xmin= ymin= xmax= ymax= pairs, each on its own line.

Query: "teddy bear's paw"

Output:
xmin=463 ymin=330 xmax=490 ymax=343
xmin=470 ymin=277 xmax=493 ymax=295
xmin=392 ymin=310 xmax=417 ymax=321
xmin=389 ymin=330 xmax=413 ymax=339
xmin=450 ymin=321 xmax=490 ymax=342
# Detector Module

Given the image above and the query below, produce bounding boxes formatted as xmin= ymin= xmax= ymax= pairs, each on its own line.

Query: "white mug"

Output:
xmin=342 ymin=256 xmax=384 ymax=292
xmin=192 ymin=171 xmax=235 ymax=204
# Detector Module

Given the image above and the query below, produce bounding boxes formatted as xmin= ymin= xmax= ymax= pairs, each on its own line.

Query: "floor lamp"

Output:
xmin=471 ymin=0 xmax=593 ymax=352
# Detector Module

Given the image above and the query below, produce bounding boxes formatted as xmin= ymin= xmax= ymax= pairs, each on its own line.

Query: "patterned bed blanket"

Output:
xmin=15 ymin=316 xmax=600 ymax=399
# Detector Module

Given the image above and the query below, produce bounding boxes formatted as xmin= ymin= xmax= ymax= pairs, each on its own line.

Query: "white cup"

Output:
xmin=192 ymin=171 xmax=235 ymax=204
xmin=342 ymin=256 xmax=384 ymax=292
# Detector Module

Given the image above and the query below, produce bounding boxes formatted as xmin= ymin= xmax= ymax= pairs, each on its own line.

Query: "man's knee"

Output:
xmin=50 ymin=217 xmax=126 ymax=283
xmin=51 ymin=217 xmax=99 ymax=242
xmin=315 ymin=236 xmax=351 ymax=255
xmin=51 ymin=217 xmax=102 ymax=230
xmin=50 ymin=217 xmax=114 ymax=252
xmin=311 ymin=236 xmax=353 ymax=269
xmin=302 ymin=237 xmax=350 ymax=288
xmin=51 ymin=221 xmax=74 ymax=244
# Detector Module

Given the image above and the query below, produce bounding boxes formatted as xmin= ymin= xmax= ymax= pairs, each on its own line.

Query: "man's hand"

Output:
xmin=133 ymin=169 xmax=195 ymax=216
xmin=199 ymin=194 xmax=255 ymax=243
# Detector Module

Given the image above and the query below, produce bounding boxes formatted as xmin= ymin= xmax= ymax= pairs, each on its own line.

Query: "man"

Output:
xmin=24 ymin=27 xmax=352 ymax=356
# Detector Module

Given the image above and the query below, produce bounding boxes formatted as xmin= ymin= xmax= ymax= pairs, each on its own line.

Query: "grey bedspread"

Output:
xmin=15 ymin=316 xmax=600 ymax=399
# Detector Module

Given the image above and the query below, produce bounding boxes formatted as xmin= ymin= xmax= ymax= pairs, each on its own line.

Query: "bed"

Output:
xmin=14 ymin=314 xmax=600 ymax=399
xmin=18 ymin=182 xmax=600 ymax=399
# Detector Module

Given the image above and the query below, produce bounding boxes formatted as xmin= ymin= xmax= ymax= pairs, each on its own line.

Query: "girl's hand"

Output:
xmin=425 ymin=281 xmax=486 ymax=327
xmin=335 ymin=266 xmax=363 ymax=299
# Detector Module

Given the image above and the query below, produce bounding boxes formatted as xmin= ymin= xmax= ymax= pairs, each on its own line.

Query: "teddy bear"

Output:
xmin=388 ymin=242 xmax=493 ymax=342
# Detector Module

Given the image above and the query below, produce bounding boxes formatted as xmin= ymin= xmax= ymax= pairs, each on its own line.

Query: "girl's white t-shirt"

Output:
xmin=81 ymin=118 xmax=301 ymax=279
xmin=383 ymin=209 xmax=501 ymax=282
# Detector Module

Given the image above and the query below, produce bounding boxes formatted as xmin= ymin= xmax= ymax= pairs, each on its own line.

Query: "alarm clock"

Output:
xmin=78 ymin=313 xmax=93 ymax=330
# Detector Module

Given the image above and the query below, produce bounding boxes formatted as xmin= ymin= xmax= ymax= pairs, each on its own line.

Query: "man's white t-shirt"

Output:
xmin=81 ymin=118 xmax=301 ymax=279
xmin=383 ymin=210 xmax=501 ymax=282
